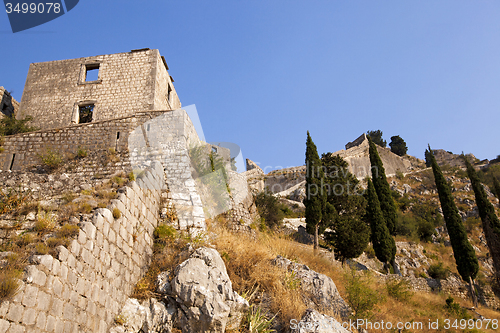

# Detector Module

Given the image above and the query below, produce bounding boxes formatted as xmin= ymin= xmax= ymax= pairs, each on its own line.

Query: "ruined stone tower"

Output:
xmin=17 ymin=48 xmax=180 ymax=131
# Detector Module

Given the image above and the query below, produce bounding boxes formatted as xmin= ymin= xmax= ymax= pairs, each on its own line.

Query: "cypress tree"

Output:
xmin=366 ymin=179 xmax=396 ymax=270
xmin=305 ymin=131 xmax=326 ymax=251
xmin=465 ymin=158 xmax=500 ymax=283
xmin=322 ymin=153 xmax=369 ymax=263
xmin=368 ymin=136 xmax=398 ymax=235
xmin=428 ymin=147 xmax=479 ymax=305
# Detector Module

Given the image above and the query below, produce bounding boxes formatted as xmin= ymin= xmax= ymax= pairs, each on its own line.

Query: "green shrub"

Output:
xmin=112 ymin=207 xmax=121 ymax=219
xmin=254 ymin=191 xmax=285 ymax=228
xmin=445 ymin=296 xmax=471 ymax=319
xmin=112 ymin=176 xmax=125 ymax=186
xmin=76 ymin=147 xmax=87 ymax=158
xmin=114 ymin=315 xmax=126 ymax=325
xmin=128 ymin=171 xmax=136 ymax=181
xmin=57 ymin=224 xmax=80 ymax=238
xmin=417 ymin=219 xmax=436 ymax=242
xmin=34 ymin=211 xmax=56 ymax=232
xmin=0 ymin=115 xmax=38 ymax=136
xmin=39 ymin=149 xmax=63 ymax=171
xmin=15 ymin=233 xmax=35 ymax=247
xmin=0 ymin=188 xmax=28 ymax=214
xmin=46 ymin=237 xmax=70 ymax=248
xmin=386 ymin=278 xmax=414 ymax=301
xmin=0 ymin=271 xmax=21 ymax=302
xmin=154 ymin=225 xmax=177 ymax=244
xmin=364 ymin=244 xmax=376 ymax=259
xmin=428 ymin=262 xmax=449 ymax=279
xmin=35 ymin=243 xmax=49 ymax=255
xmin=78 ymin=203 xmax=93 ymax=214
xmin=244 ymin=305 xmax=276 ymax=333
xmin=344 ymin=267 xmax=379 ymax=319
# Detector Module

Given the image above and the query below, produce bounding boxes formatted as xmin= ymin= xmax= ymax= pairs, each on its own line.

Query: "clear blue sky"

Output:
xmin=1 ymin=1 xmax=500 ymax=171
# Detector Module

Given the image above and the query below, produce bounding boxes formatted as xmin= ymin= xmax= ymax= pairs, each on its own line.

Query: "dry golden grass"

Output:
xmin=211 ymin=221 xmax=500 ymax=332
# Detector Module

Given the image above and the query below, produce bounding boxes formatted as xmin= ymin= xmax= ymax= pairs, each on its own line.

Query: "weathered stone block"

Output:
xmin=0 ymin=319 xmax=10 ymax=333
xmin=21 ymin=307 xmax=36 ymax=325
xmin=77 ymin=229 xmax=87 ymax=245
xmin=24 ymin=265 xmax=47 ymax=287
xmin=21 ymin=284 xmax=38 ymax=308
xmin=69 ymin=240 xmax=80 ymax=258
xmin=35 ymin=312 xmax=46 ymax=330
xmin=6 ymin=303 xmax=24 ymax=322
xmin=5 ymin=323 xmax=24 ymax=333
xmin=45 ymin=315 xmax=56 ymax=332
xmin=36 ymin=290 xmax=51 ymax=312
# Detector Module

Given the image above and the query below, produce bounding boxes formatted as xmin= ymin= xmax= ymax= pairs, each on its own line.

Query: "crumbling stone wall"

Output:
xmin=17 ymin=49 xmax=180 ymax=131
xmin=0 ymin=111 xmax=168 ymax=172
xmin=0 ymin=86 xmax=19 ymax=118
xmin=0 ymin=162 xmax=164 ymax=332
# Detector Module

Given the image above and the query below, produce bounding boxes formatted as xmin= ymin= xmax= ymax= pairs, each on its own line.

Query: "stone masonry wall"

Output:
xmin=0 ymin=161 xmax=164 ymax=333
xmin=129 ymin=110 xmax=207 ymax=235
xmin=332 ymin=137 xmax=414 ymax=178
xmin=153 ymin=55 xmax=180 ymax=111
xmin=17 ymin=49 xmax=180 ymax=131
xmin=0 ymin=111 xmax=170 ymax=171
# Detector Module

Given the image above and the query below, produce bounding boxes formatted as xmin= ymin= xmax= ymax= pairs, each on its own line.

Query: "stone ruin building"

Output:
xmin=0 ymin=49 xmax=257 ymax=332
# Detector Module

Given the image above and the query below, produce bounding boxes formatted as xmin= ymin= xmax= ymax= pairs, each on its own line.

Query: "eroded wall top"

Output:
xmin=17 ymin=49 xmax=180 ymax=131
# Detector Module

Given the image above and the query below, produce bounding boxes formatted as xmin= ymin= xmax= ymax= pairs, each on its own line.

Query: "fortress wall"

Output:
xmin=0 ymin=162 xmax=164 ymax=332
xmin=0 ymin=111 xmax=174 ymax=172
xmin=153 ymin=54 xmax=181 ymax=111
xmin=17 ymin=50 xmax=168 ymax=131
xmin=332 ymin=140 xmax=413 ymax=179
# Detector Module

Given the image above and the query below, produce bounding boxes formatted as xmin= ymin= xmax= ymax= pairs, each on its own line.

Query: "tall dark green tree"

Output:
xmin=465 ymin=158 xmax=500 ymax=284
xmin=366 ymin=130 xmax=386 ymax=147
xmin=428 ymin=147 xmax=479 ymax=305
xmin=305 ymin=131 xmax=329 ymax=251
xmin=368 ymin=136 xmax=398 ymax=235
xmin=389 ymin=135 xmax=408 ymax=157
xmin=365 ymin=179 xmax=396 ymax=270
xmin=322 ymin=153 xmax=369 ymax=263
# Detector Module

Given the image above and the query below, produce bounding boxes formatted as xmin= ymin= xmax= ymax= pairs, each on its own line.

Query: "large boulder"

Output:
xmin=109 ymin=298 xmax=175 ymax=333
xmin=272 ymin=256 xmax=352 ymax=319
xmin=291 ymin=309 xmax=352 ymax=333
xmin=171 ymin=247 xmax=249 ymax=333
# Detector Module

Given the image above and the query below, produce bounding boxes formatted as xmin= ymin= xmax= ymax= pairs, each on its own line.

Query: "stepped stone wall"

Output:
xmin=17 ymin=49 xmax=180 ymax=131
xmin=0 ymin=162 xmax=164 ymax=333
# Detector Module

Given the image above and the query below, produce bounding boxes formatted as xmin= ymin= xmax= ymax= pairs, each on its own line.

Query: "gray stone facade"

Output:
xmin=17 ymin=49 xmax=180 ymax=131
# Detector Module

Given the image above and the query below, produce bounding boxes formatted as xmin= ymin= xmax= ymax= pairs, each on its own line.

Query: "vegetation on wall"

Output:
xmin=0 ymin=115 xmax=38 ymax=136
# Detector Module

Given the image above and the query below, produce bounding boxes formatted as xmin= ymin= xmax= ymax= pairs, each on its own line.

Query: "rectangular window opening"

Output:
xmin=116 ymin=132 xmax=120 ymax=140
xmin=85 ymin=64 xmax=100 ymax=82
xmin=167 ymin=84 xmax=172 ymax=102
xmin=147 ymin=124 xmax=150 ymax=131
xmin=9 ymin=154 xmax=15 ymax=171
xmin=79 ymin=104 xmax=94 ymax=123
